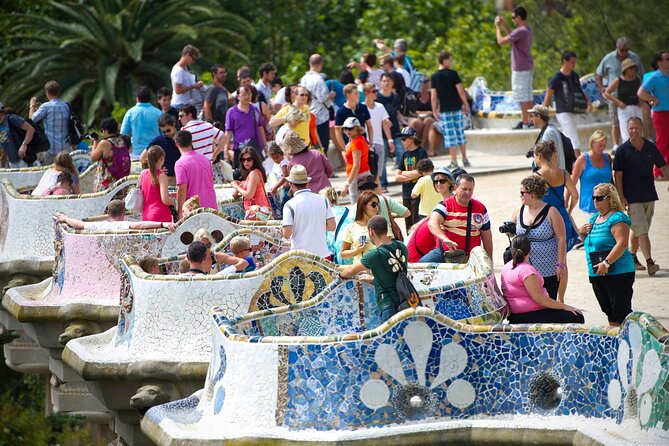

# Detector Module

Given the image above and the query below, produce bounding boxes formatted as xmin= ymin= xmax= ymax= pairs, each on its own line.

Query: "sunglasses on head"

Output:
xmin=592 ymin=195 xmax=608 ymax=202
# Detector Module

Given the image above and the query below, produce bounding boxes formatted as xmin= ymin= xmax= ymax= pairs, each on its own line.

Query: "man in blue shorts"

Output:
xmin=430 ymin=51 xmax=470 ymax=169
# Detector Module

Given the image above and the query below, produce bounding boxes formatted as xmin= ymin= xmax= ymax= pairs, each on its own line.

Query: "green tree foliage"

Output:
xmin=1 ymin=0 xmax=253 ymax=124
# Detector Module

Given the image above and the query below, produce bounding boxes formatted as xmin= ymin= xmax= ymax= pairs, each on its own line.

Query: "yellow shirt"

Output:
xmin=275 ymin=104 xmax=311 ymax=144
xmin=412 ymin=175 xmax=444 ymax=217
xmin=342 ymin=221 xmax=375 ymax=263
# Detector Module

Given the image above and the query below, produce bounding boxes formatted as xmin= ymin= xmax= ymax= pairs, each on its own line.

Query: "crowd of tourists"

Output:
xmin=2 ymin=5 xmax=669 ymax=328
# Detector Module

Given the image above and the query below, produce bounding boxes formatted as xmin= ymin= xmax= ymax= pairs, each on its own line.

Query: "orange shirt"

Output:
xmin=345 ymin=135 xmax=370 ymax=176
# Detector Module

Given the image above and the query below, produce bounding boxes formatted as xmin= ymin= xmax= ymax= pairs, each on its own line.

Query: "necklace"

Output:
xmin=597 ymin=209 xmax=612 ymax=221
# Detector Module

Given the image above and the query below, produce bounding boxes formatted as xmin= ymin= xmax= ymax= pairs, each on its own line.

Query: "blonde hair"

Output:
xmin=593 ymin=183 xmax=623 ymax=212
xmin=182 ymin=195 xmax=200 ymax=217
xmin=194 ymin=228 xmax=214 ymax=245
xmin=179 ymin=258 xmax=190 ymax=274
xmin=230 ymin=235 xmax=250 ymax=255
xmin=319 ymin=187 xmax=338 ymax=206
xmin=363 ymin=82 xmax=375 ymax=93
xmin=589 ymin=130 xmax=607 ymax=148
xmin=285 ymin=106 xmax=308 ymax=123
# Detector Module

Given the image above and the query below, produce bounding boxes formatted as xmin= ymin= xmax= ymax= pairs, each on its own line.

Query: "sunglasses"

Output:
xmin=592 ymin=195 xmax=608 ymax=202
xmin=433 ymin=179 xmax=450 ymax=185
xmin=241 ymin=157 xmax=254 ymax=162
xmin=297 ymin=93 xmax=309 ymax=97
xmin=520 ymin=191 xmax=531 ymax=196
xmin=368 ymin=202 xmax=379 ymax=208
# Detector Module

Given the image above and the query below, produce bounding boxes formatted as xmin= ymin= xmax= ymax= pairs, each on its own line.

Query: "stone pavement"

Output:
xmin=328 ymin=150 xmax=669 ymax=328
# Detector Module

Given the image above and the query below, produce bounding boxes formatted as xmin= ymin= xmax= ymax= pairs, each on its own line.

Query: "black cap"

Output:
xmin=393 ymin=126 xmax=421 ymax=143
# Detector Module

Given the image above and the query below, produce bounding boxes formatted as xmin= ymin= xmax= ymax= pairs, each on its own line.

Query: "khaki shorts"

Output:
xmin=628 ymin=202 xmax=655 ymax=236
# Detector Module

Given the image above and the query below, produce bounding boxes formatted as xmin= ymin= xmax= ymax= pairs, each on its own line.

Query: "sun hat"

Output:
xmin=621 ymin=58 xmax=637 ymax=74
xmin=286 ymin=164 xmax=311 ymax=184
xmin=526 ymin=104 xmax=550 ymax=118
xmin=430 ymin=167 xmax=455 ymax=183
xmin=279 ymin=130 xmax=307 ymax=155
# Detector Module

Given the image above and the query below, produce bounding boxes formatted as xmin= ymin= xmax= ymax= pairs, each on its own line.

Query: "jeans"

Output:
xmin=316 ymin=121 xmax=330 ymax=150
xmin=388 ymin=136 xmax=404 ymax=170
xmin=373 ymin=143 xmax=386 ymax=186
xmin=419 ymin=248 xmax=444 ymax=263
xmin=379 ymin=305 xmax=396 ymax=322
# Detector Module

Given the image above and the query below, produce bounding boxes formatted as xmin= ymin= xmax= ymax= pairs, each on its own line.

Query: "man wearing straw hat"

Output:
xmin=282 ymin=164 xmax=336 ymax=259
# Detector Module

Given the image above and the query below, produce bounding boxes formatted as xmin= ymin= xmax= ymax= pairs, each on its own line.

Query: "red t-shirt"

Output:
xmin=407 ymin=218 xmax=437 ymax=262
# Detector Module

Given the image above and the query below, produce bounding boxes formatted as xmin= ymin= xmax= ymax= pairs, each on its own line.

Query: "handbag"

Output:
xmin=589 ymin=249 xmax=613 ymax=272
xmin=124 ymin=180 xmax=143 ymax=213
xmin=382 ymin=196 xmax=404 ymax=242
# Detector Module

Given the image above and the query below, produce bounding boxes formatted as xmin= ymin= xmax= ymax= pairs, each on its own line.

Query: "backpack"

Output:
xmin=560 ymin=132 xmax=577 ymax=174
xmin=409 ymin=70 xmax=425 ymax=94
xmin=107 ymin=139 xmax=131 ymax=179
xmin=536 ymin=125 xmax=577 ymax=174
xmin=379 ymin=245 xmax=422 ymax=311
xmin=367 ymin=143 xmax=379 ymax=176
xmin=401 ymin=89 xmax=418 ymax=116
xmin=65 ymin=103 xmax=85 ymax=145
xmin=7 ymin=115 xmax=50 ymax=164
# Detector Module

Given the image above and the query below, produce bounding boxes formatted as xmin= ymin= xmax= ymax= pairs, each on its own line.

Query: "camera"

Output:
xmin=525 ymin=149 xmax=534 ymax=158
xmin=86 ymin=131 xmax=99 ymax=140
xmin=499 ymin=221 xmax=517 ymax=235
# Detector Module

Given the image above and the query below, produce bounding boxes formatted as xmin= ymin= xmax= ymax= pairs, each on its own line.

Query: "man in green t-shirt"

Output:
xmin=339 ymin=215 xmax=408 ymax=320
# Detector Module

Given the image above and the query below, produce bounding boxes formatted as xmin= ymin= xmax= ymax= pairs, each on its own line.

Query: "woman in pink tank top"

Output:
xmin=140 ymin=146 xmax=174 ymax=222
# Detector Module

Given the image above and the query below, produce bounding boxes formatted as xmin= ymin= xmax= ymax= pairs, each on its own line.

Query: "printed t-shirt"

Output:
xmin=500 ymin=261 xmax=546 ymax=314
xmin=361 ymin=241 xmax=408 ymax=310
xmin=412 ymin=175 xmax=443 ymax=216
xmin=345 ymin=135 xmax=370 ymax=176
xmin=400 ymin=147 xmax=428 ymax=198
xmin=547 ymin=70 xmax=581 ymax=114
xmin=174 ymin=150 xmax=217 ymax=210
xmin=433 ymin=196 xmax=490 ymax=253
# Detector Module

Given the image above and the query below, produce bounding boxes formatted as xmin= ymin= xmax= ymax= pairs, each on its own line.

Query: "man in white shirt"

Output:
xmin=171 ymin=44 xmax=203 ymax=109
xmin=300 ymin=54 xmax=333 ymax=151
xmin=282 ymin=165 xmax=336 ymax=259
xmin=178 ymin=104 xmax=225 ymax=160
xmin=363 ymin=82 xmax=394 ymax=189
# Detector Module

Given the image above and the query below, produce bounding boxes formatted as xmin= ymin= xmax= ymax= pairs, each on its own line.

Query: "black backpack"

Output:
xmin=65 ymin=103 xmax=85 ymax=145
xmin=536 ymin=125 xmax=577 ymax=174
xmin=7 ymin=115 xmax=50 ymax=164
xmin=379 ymin=245 xmax=421 ymax=311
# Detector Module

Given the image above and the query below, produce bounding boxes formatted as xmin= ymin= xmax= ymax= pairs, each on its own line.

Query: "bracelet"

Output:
xmin=160 ymin=222 xmax=164 ymax=228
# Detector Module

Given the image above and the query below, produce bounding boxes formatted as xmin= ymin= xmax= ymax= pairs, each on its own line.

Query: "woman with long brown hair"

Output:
xmin=340 ymin=191 xmax=380 ymax=262
xmin=231 ymin=146 xmax=272 ymax=219
xmin=139 ymin=145 xmax=174 ymax=222
xmin=32 ymin=151 xmax=81 ymax=195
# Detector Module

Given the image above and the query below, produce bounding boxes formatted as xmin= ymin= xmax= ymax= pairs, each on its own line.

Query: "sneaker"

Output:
xmin=647 ymin=259 xmax=660 ymax=276
xmin=463 ymin=158 xmax=471 ymax=167
xmin=633 ymin=255 xmax=646 ymax=271
xmin=448 ymin=160 xmax=459 ymax=169
xmin=512 ymin=121 xmax=524 ymax=130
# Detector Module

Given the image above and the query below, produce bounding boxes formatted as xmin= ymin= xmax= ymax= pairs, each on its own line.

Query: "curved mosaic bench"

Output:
xmin=142 ymin=309 xmax=669 ymax=445
xmin=0 ymin=151 xmax=94 ymax=190
xmin=0 ymin=176 xmax=138 ymax=276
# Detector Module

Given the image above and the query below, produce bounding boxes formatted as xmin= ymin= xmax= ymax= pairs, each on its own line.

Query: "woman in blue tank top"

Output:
xmin=532 ymin=141 xmax=581 ymax=253
xmin=570 ymin=130 xmax=612 ymax=218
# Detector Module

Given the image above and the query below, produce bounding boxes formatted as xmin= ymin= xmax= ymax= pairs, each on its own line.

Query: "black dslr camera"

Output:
xmin=499 ymin=221 xmax=517 ymax=235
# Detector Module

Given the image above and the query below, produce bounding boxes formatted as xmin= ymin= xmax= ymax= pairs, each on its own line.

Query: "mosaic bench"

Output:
xmin=0 ymin=176 xmax=138 ymax=276
xmin=0 ymin=150 xmax=94 ymax=191
xmin=142 ymin=307 xmax=669 ymax=445
xmin=61 ymin=248 xmax=504 ymax=445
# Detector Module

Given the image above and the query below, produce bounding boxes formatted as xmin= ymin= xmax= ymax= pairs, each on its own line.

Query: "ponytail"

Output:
xmin=146 ymin=145 xmax=165 ymax=186
xmin=510 ymin=234 xmax=531 ymax=269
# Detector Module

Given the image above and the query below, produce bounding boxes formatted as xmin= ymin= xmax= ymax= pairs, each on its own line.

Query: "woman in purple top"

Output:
xmin=280 ymin=129 xmax=333 ymax=193
xmin=224 ymin=85 xmax=265 ymax=169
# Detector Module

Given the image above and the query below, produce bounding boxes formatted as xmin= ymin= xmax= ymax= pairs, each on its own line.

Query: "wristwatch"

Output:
xmin=602 ymin=259 xmax=611 ymax=268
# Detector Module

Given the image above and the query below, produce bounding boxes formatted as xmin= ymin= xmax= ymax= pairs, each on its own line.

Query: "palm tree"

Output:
xmin=1 ymin=0 xmax=253 ymax=125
